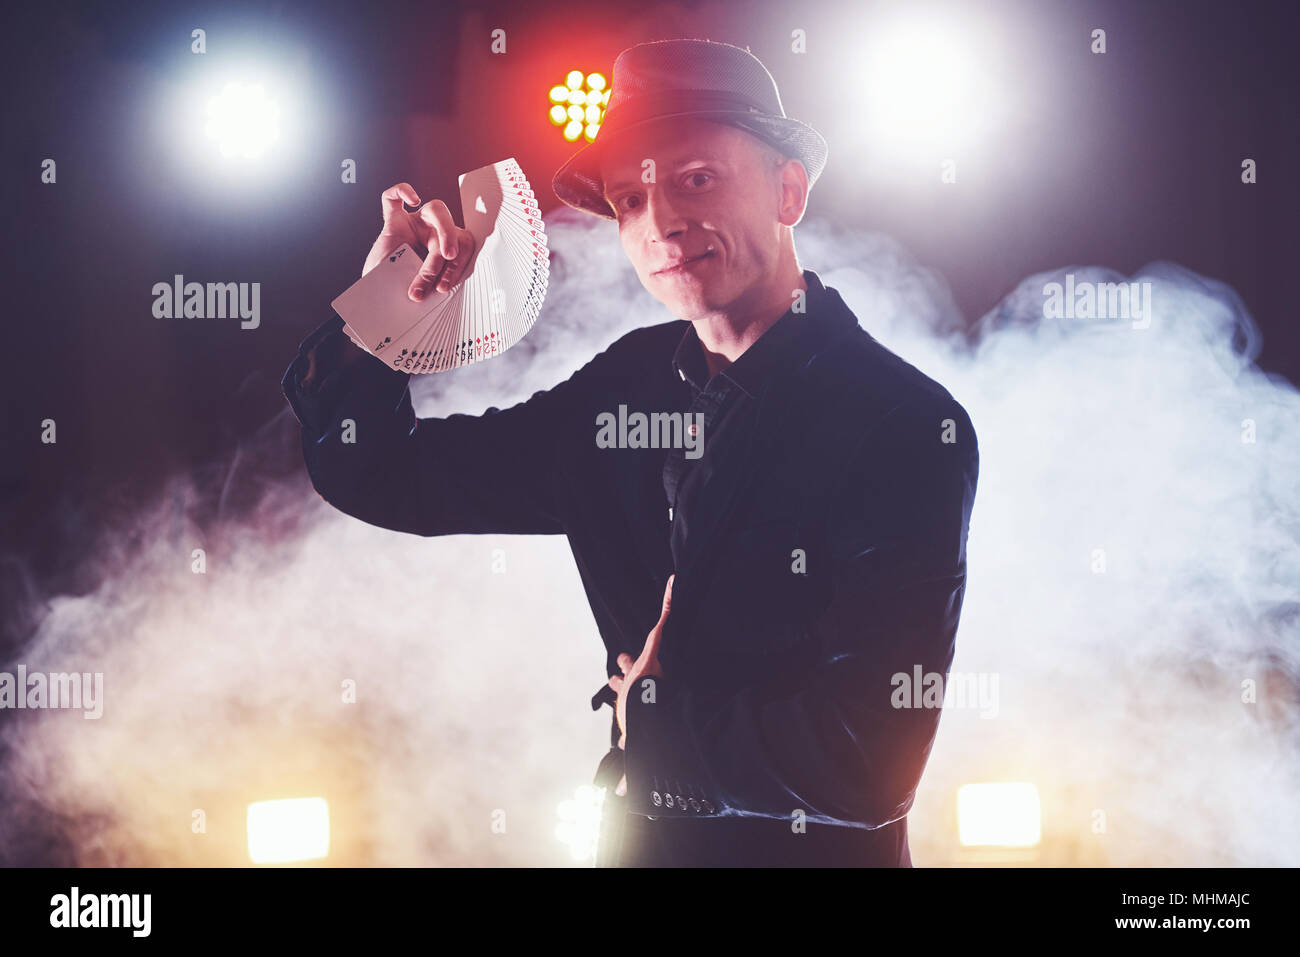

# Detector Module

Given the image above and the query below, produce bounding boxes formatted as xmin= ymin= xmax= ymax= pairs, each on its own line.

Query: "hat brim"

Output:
xmin=552 ymin=109 xmax=828 ymax=220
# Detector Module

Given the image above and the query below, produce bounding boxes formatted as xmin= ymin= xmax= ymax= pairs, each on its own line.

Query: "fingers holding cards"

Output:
xmin=409 ymin=246 xmax=447 ymax=302
xmin=381 ymin=182 xmax=421 ymax=225
xmin=434 ymin=229 xmax=476 ymax=294
xmin=363 ymin=184 xmax=421 ymax=278
xmin=416 ymin=200 xmax=459 ymax=258
xmin=409 ymin=201 xmax=474 ymax=301
xmin=333 ymin=158 xmax=548 ymax=375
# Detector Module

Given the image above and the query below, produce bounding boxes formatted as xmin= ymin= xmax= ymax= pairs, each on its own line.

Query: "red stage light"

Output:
xmin=549 ymin=69 xmax=610 ymax=142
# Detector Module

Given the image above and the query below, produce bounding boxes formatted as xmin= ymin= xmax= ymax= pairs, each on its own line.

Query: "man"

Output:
xmin=282 ymin=38 xmax=979 ymax=867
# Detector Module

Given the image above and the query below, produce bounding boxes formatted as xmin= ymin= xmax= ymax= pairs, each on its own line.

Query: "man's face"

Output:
xmin=599 ymin=117 xmax=787 ymax=321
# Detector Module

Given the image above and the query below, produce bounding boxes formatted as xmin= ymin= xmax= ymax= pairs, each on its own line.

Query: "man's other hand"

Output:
xmin=609 ymin=575 xmax=673 ymax=758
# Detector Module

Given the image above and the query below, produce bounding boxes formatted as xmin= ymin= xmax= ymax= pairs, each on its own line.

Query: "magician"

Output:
xmin=282 ymin=38 xmax=980 ymax=867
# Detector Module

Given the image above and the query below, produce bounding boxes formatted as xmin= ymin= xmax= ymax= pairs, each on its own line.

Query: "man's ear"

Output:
xmin=777 ymin=158 xmax=810 ymax=228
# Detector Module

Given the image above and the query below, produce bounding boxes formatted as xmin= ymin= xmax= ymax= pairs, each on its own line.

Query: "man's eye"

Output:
xmin=618 ymin=194 xmax=642 ymax=212
xmin=682 ymin=171 xmax=713 ymax=189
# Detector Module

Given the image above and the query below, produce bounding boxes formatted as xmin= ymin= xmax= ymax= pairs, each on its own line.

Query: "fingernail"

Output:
xmin=410 ymin=288 xmax=424 ymax=301
xmin=448 ymin=242 xmax=458 ymax=258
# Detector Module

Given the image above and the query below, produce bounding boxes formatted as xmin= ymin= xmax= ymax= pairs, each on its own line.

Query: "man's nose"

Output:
xmin=645 ymin=186 xmax=686 ymax=240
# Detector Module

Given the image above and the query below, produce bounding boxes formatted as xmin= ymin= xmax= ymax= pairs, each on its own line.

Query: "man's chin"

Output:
xmin=654 ymin=289 xmax=716 ymax=322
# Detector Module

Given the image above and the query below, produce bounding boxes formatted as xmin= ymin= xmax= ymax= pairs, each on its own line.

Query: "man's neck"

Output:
xmin=693 ymin=255 xmax=807 ymax=380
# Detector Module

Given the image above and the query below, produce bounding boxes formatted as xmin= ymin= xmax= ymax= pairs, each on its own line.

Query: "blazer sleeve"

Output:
xmin=282 ymin=313 xmax=601 ymax=537
xmin=622 ymin=398 xmax=980 ymax=828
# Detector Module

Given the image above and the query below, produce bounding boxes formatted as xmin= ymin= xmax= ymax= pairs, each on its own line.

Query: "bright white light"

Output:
xmin=163 ymin=58 xmax=313 ymax=193
xmin=957 ymin=782 xmax=1041 ymax=847
xmin=204 ymin=81 xmax=281 ymax=159
xmin=247 ymin=797 xmax=330 ymax=863
xmin=853 ymin=15 xmax=1006 ymax=165
xmin=554 ymin=784 xmax=605 ymax=862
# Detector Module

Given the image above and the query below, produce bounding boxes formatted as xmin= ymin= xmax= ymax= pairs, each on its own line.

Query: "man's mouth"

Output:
xmin=654 ymin=249 xmax=715 ymax=276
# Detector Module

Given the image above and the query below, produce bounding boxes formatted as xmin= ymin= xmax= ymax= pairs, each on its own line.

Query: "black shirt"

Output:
xmin=282 ymin=267 xmax=979 ymax=867
xmin=662 ymin=301 xmax=806 ymax=572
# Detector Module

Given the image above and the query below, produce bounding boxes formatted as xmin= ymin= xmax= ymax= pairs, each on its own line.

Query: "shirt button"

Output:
xmin=678 ymin=368 xmax=686 ymax=381
xmin=668 ymin=506 xmax=674 ymax=522
xmin=652 ymin=791 xmax=662 ymax=807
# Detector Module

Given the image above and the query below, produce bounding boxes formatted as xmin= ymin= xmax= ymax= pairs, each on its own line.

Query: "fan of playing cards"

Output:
xmin=331 ymin=158 xmax=549 ymax=374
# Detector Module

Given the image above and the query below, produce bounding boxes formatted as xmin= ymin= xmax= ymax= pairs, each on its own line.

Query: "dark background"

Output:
xmin=2 ymin=0 xmax=1297 ymax=658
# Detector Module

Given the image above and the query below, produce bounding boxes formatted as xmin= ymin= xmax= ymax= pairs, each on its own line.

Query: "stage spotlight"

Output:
xmin=548 ymin=70 xmax=609 ymax=142
xmin=159 ymin=57 xmax=314 ymax=198
xmin=247 ymin=797 xmax=330 ymax=863
xmin=204 ymin=81 xmax=282 ymax=159
xmin=957 ymin=782 xmax=1042 ymax=847
xmin=848 ymin=12 xmax=1011 ymax=169
xmin=554 ymin=784 xmax=605 ymax=862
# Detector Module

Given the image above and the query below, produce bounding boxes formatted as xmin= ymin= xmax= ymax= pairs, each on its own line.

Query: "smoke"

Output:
xmin=2 ymin=211 xmax=1297 ymax=866
xmin=808 ymin=248 xmax=1300 ymax=866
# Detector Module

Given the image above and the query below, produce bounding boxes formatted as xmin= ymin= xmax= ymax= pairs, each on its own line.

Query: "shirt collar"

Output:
xmin=670 ymin=268 xmax=835 ymax=399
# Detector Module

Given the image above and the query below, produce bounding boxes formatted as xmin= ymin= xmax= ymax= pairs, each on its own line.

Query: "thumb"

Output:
xmin=642 ymin=575 xmax=674 ymax=661
xmin=658 ymin=574 xmax=674 ymax=625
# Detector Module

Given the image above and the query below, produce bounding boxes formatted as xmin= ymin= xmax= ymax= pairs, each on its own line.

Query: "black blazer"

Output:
xmin=282 ymin=269 xmax=979 ymax=866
